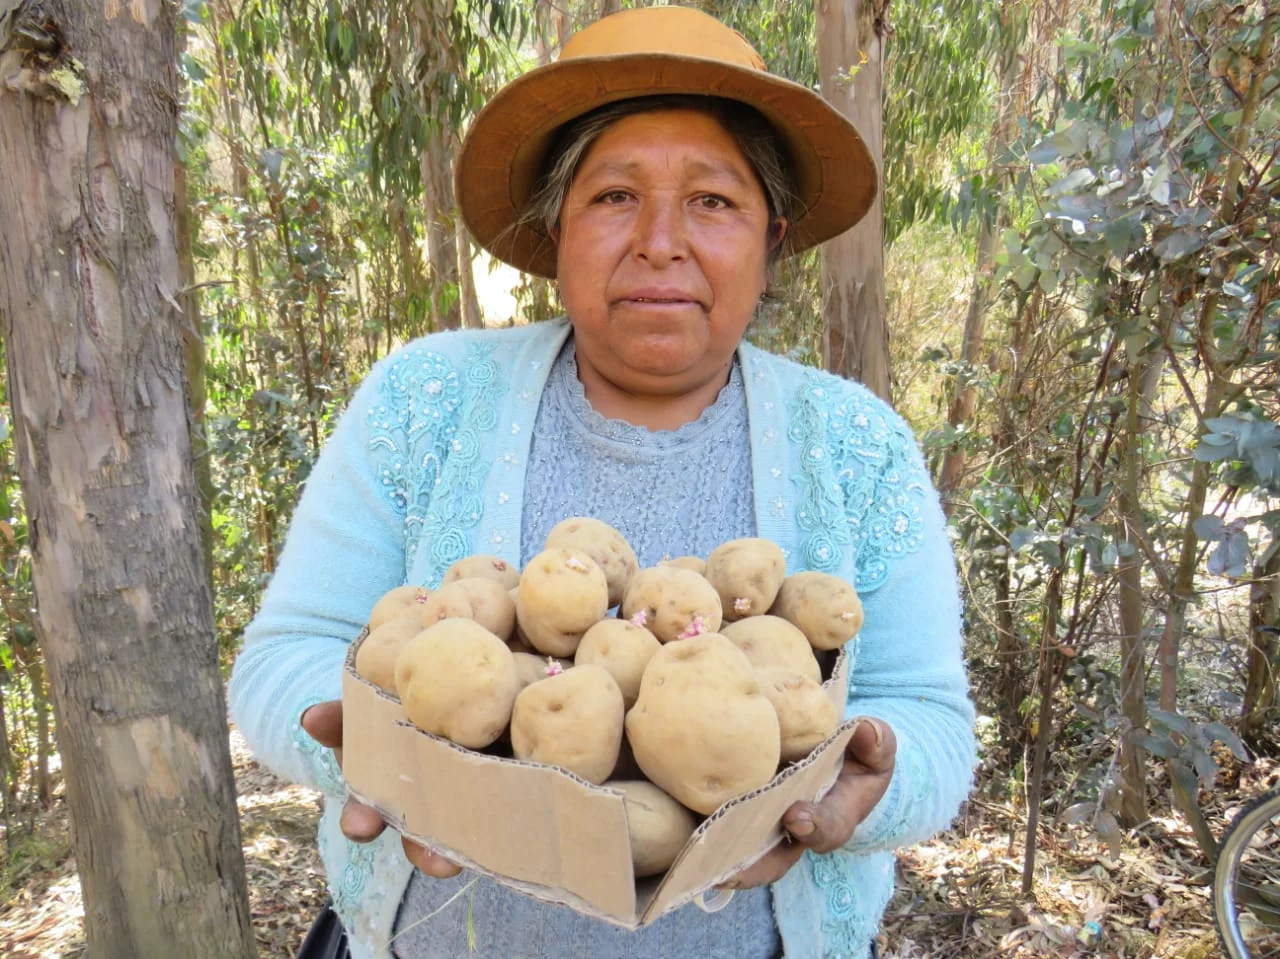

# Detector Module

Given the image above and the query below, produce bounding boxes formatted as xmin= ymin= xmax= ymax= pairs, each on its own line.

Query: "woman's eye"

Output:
xmin=695 ymin=194 xmax=732 ymax=210
xmin=596 ymin=190 xmax=632 ymax=204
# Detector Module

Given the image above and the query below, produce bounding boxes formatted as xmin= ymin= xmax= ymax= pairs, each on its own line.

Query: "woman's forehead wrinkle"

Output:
xmin=581 ymin=154 xmax=752 ymax=188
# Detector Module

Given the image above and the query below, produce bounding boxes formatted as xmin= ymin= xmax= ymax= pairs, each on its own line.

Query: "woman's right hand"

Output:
xmin=300 ymin=700 xmax=463 ymax=878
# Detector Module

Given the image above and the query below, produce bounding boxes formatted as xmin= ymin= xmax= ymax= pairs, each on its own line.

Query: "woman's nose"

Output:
xmin=631 ymin=196 xmax=687 ymax=266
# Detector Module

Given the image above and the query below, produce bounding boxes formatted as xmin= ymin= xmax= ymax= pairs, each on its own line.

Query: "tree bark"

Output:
xmin=0 ymin=3 xmax=256 ymax=956
xmin=457 ymin=224 xmax=482 ymax=329
xmin=1242 ymin=546 xmax=1279 ymax=738
xmin=817 ymin=0 xmax=890 ymax=401
xmin=1158 ymin=376 xmax=1226 ymax=711
xmin=421 ymin=127 xmax=463 ymax=331
xmin=1115 ymin=342 xmax=1148 ymax=825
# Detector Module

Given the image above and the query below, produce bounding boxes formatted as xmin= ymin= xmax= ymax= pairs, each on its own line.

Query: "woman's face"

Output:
xmin=554 ymin=109 xmax=783 ymax=399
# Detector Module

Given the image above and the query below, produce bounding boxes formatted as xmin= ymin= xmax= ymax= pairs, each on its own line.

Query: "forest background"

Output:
xmin=0 ymin=0 xmax=1276 ymax=956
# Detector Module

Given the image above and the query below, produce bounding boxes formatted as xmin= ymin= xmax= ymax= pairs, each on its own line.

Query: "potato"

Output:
xmin=442 ymin=554 xmax=521 ymax=591
xmin=719 ymin=616 xmax=821 ymax=684
xmin=770 ymin=572 xmax=864 ymax=650
xmin=420 ymin=577 xmax=516 ymax=640
xmin=516 ymin=548 xmax=610 ymax=657
xmin=621 ymin=566 xmax=723 ymax=644
xmin=354 ymin=617 xmax=424 ymax=694
xmin=626 ymin=634 xmax=781 ymax=814
xmin=661 ymin=555 xmax=706 ymax=576
xmin=574 ymin=619 xmax=661 ymax=707
xmin=705 ymin=538 xmax=786 ymax=622
xmin=394 ymin=618 xmax=518 ymax=748
xmin=512 ymin=651 xmax=572 ymax=692
xmin=755 ymin=669 xmax=840 ymax=763
xmin=545 ymin=517 xmax=638 ymax=608
xmin=510 ymin=664 xmax=624 ymax=784
xmin=368 ymin=584 xmax=431 ymax=632
xmin=611 ymin=780 xmax=698 ymax=877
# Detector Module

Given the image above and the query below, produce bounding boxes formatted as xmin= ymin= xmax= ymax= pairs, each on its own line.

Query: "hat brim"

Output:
xmin=455 ymin=53 xmax=879 ymax=280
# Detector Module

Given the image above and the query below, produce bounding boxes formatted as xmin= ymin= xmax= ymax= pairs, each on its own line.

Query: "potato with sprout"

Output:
xmin=574 ymin=619 xmax=661 ymax=707
xmin=367 ymin=584 xmax=431 ymax=632
xmin=621 ymin=566 xmax=723 ymax=644
xmin=704 ymin=538 xmax=786 ymax=622
xmin=770 ymin=571 xmax=864 ymax=650
xmin=544 ymin=517 xmax=638 ymax=607
xmin=511 ymin=664 xmax=625 ymax=784
xmin=442 ymin=554 xmax=521 ymax=591
xmin=512 ymin=652 xmax=573 ymax=693
xmin=516 ymin=548 xmax=610 ymax=656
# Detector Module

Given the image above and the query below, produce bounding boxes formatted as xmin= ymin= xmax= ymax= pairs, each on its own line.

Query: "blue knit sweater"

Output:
xmin=227 ymin=318 xmax=977 ymax=959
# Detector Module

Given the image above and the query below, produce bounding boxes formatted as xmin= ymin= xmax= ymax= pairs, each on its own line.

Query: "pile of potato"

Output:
xmin=354 ymin=518 xmax=863 ymax=878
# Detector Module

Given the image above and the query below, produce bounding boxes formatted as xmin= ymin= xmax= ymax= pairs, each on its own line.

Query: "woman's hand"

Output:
xmin=718 ymin=717 xmax=896 ymax=889
xmin=300 ymin=700 xmax=463 ymax=879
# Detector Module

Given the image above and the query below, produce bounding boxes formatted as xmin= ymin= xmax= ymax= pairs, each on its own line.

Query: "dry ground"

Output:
xmin=1 ymin=732 xmax=1271 ymax=958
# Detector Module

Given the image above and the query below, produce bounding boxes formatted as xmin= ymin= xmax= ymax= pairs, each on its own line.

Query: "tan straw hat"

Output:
xmin=454 ymin=6 xmax=878 ymax=279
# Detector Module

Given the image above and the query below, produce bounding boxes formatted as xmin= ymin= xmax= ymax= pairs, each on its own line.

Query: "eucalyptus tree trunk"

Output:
xmin=0 ymin=3 xmax=255 ymax=956
xmin=457 ymin=225 xmax=482 ymax=329
xmin=817 ymin=0 xmax=890 ymax=401
xmin=1115 ymin=339 xmax=1148 ymax=825
xmin=422 ymin=128 xmax=463 ymax=331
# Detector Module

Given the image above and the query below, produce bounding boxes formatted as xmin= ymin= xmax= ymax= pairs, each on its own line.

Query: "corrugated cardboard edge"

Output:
xmin=342 ymin=632 xmax=856 ymax=929
xmin=342 ymin=639 xmax=639 ymax=925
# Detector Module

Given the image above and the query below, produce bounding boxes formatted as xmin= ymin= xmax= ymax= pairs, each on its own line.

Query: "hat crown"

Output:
xmin=561 ymin=7 xmax=766 ymax=72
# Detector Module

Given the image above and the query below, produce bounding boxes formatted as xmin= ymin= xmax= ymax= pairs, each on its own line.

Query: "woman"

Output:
xmin=228 ymin=8 xmax=976 ymax=959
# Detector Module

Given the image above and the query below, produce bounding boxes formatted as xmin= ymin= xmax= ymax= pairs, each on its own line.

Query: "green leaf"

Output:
xmin=1138 ymin=733 xmax=1181 ymax=759
xmin=1202 ymin=722 xmax=1249 ymax=761
xmin=1193 ymin=515 xmax=1225 ymax=540
xmin=1048 ymin=168 xmax=1097 ymax=196
xmin=1154 ymin=229 xmax=1206 ymax=262
xmin=1149 ymin=708 xmax=1193 ymax=737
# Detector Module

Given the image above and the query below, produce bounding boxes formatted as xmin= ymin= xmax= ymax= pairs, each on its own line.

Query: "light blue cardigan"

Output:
xmin=227 ymin=318 xmax=977 ymax=959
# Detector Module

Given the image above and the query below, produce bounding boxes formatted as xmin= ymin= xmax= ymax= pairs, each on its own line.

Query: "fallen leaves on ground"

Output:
xmin=1 ymin=745 xmax=1275 ymax=957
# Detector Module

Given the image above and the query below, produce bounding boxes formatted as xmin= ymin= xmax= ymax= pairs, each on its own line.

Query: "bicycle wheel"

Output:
xmin=1215 ymin=788 xmax=1280 ymax=959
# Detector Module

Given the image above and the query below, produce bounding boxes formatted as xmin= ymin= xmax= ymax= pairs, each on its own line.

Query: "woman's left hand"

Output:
xmin=719 ymin=717 xmax=896 ymax=889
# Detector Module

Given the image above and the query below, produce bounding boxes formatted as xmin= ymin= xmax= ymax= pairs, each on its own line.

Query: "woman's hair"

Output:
xmin=518 ymin=95 xmax=802 ymax=263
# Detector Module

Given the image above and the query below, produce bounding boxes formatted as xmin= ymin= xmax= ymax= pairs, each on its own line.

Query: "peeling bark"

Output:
xmin=0 ymin=2 xmax=255 ymax=955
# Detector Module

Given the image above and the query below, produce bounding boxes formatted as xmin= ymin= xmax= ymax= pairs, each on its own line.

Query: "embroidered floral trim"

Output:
xmin=367 ymin=342 xmax=506 ymax=581
xmin=788 ymin=372 xmax=929 ymax=591
xmin=317 ymin=807 xmax=381 ymax=934
xmin=808 ymin=850 xmax=887 ymax=958
xmin=293 ymin=695 xmax=346 ymax=797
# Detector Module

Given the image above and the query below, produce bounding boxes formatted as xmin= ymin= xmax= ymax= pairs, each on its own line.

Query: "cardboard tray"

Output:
xmin=341 ymin=631 xmax=857 ymax=929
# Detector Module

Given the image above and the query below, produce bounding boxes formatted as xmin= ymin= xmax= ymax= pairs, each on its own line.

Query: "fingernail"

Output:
xmin=788 ymin=815 xmax=816 ymax=837
xmin=856 ymin=718 xmax=883 ymax=750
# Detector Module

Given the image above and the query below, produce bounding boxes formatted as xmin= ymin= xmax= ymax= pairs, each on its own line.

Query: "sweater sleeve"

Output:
xmin=226 ymin=352 xmax=423 ymax=798
xmin=833 ymin=397 xmax=978 ymax=854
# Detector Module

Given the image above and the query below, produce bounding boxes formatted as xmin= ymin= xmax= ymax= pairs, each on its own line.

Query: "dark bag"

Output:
xmin=296 ymin=901 xmax=351 ymax=959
